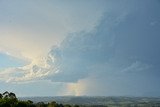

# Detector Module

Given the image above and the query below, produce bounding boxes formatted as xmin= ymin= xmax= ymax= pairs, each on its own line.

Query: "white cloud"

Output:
xmin=121 ymin=61 xmax=151 ymax=73
xmin=0 ymin=53 xmax=59 ymax=83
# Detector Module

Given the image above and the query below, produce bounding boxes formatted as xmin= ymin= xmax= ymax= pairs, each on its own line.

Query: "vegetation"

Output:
xmin=1 ymin=91 xmax=160 ymax=107
xmin=0 ymin=91 xmax=80 ymax=107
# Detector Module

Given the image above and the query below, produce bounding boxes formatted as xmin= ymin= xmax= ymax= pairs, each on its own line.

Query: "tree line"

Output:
xmin=0 ymin=91 xmax=79 ymax=107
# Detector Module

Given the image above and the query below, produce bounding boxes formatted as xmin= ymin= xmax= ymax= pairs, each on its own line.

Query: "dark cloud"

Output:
xmin=47 ymin=0 xmax=160 ymax=96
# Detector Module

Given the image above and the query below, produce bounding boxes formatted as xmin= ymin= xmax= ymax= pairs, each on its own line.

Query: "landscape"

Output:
xmin=1 ymin=91 xmax=160 ymax=107
xmin=0 ymin=0 xmax=160 ymax=107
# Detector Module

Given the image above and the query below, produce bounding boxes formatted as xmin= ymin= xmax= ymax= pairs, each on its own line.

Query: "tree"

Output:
xmin=59 ymin=104 xmax=64 ymax=107
xmin=36 ymin=102 xmax=46 ymax=107
xmin=0 ymin=93 xmax=2 ymax=99
xmin=9 ymin=92 xmax=16 ymax=99
xmin=2 ymin=91 xmax=9 ymax=99
xmin=16 ymin=101 xmax=28 ymax=107
xmin=64 ymin=104 xmax=72 ymax=107
xmin=0 ymin=91 xmax=18 ymax=107
xmin=27 ymin=100 xmax=33 ymax=104
xmin=74 ymin=105 xmax=79 ymax=107
xmin=48 ymin=101 xmax=59 ymax=107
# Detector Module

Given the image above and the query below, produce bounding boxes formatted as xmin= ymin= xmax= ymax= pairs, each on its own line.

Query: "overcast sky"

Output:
xmin=0 ymin=0 xmax=160 ymax=97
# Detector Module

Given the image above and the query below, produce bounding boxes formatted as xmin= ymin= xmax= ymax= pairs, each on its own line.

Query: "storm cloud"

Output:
xmin=1 ymin=0 xmax=160 ymax=96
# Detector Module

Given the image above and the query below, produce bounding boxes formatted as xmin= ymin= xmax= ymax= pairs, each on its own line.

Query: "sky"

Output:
xmin=0 ymin=0 xmax=160 ymax=97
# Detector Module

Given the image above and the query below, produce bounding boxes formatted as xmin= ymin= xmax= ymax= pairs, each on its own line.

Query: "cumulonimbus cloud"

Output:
xmin=1 ymin=0 xmax=160 ymax=89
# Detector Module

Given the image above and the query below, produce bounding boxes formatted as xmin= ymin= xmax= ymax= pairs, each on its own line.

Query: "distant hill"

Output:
xmin=19 ymin=96 xmax=160 ymax=106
